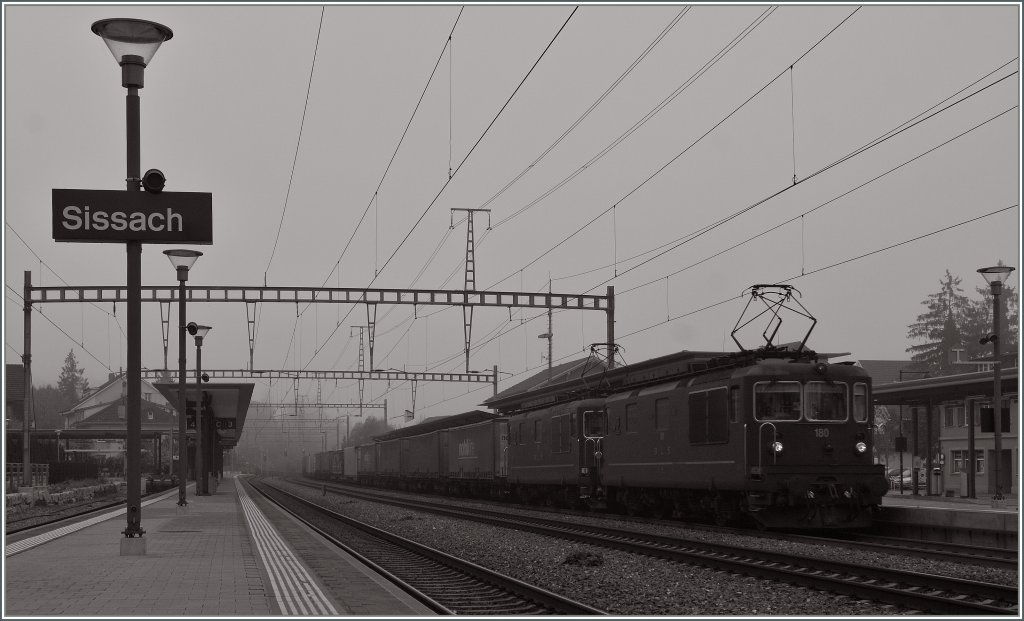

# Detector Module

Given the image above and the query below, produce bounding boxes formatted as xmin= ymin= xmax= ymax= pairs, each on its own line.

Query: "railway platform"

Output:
xmin=3 ymin=474 xmax=435 ymax=617
xmin=878 ymin=491 xmax=1018 ymax=549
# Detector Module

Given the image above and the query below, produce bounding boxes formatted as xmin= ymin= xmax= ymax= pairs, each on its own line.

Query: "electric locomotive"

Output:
xmin=494 ymin=285 xmax=888 ymax=528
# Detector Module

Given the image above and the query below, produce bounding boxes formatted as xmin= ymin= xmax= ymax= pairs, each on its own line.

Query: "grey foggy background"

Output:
xmin=3 ymin=4 xmax=1020 ymax=436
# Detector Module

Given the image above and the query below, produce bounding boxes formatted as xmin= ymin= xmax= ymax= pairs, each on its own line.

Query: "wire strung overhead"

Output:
xmin=263 ymin=6 xmax=326 ymax=284
xmin=297 ymin=6 xmax=579 ymax=373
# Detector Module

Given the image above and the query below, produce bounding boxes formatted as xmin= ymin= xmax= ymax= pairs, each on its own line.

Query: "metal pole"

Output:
xmin=926 ymin=399 xmax=933 ymax=496
xmin=606 ymin=285 xmax=615 ymax=370
xmin=176 ymin=274 xmax=188 ymax=506
xmin=195 ymin=337 xmax=205 ymax=495
xmin=22 ymin=271 xmax=32 ymax=488
xmin=911 ymin=407 xmax=919 ymax=495
xmin=991 ymin=280 xmax=1004 ymax=500
xmin=124 ymin=78 xmax=144 ymax=538
xmin=898 ymin=404 xmax=904 ymax=495
xmin=968 ymin=398 xmax=976 ymax=498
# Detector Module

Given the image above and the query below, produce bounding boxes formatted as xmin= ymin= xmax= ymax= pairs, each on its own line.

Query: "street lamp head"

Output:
xmin=164 ymin=249 xmax=202 ymax=281
xmin=977 ymin=265 xmax=1015 ymax=286
xmin=187 ymin=322 xmax=211 ymax=341
xmin=142 ymin=169 xmax=166 ymax=193
xmin=91 ymin=18 xmax=173 ymax=67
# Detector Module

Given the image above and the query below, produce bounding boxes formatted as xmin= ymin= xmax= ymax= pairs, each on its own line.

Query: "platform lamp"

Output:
xmin=91 ymin=17 xmax=173 ymax=553
xmin=188 ymin=323 xmax=212 ymax=494
xmin=164 ymin=250 xmax=201 ymax=506
xmin=978 ymin=265 xmax=1015 ymax=502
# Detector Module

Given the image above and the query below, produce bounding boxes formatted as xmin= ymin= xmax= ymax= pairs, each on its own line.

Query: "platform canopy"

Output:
xmin=872 ymin=367 xmax=1018 ymax=406
xmin=154 ymin=382 xmax=254 ymax=448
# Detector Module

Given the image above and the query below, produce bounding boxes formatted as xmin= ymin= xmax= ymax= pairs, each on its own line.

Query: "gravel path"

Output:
xmin=272 ymin=479 xmax=1016 ymax=615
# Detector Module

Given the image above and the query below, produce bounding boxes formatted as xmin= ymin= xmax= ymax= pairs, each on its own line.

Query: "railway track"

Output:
xmin=287 ymin=477 xmax=1017 ymax=616
xmin=247 ymin=478 xmax=606 ymax=615
xmin=821 ymin=530 xmax=1017 ymax=569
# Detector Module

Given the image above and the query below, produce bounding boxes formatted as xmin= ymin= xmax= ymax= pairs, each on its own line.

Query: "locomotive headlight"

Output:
xmin=855 ymin=441 xmax=867 ymax=454
xmin=772 ymin=441 xmax=784 ymax=454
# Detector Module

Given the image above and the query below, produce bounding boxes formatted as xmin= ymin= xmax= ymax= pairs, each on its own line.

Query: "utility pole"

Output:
xmin=451 ymin=208 xmax=490 ymax=372
xmin=351 ymin=326 xmax=367 ymax=420
xmin=538 ymin=277 xmax=553 ymax=379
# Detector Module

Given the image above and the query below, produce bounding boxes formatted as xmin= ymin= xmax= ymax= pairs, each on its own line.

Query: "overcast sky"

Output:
xmin=3 ymin=3 xmax=1020 ymax=442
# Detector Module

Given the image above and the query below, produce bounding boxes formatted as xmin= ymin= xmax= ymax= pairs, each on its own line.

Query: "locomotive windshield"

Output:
xmin=805 ymin=382 xmax=848 ymax=421
xmin=754 ymin=382 xmax=801 ymax=420
xmin=754 ymin=381 xmax=853 ymax=422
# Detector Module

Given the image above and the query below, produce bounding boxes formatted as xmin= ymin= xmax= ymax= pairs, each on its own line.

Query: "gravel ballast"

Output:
xmin=271 ymin=479 xmax=1017 ymax=615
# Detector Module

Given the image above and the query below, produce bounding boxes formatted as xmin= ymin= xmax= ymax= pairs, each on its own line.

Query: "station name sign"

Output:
xmin=52 ymin=189 xmax=212 ymax=244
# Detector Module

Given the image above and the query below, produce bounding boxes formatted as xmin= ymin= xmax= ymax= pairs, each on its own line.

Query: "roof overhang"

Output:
xmin=872 ymin=367 xmax=1018 ymax=406
xmin=154 ymin=382 xmax=255 ymax=448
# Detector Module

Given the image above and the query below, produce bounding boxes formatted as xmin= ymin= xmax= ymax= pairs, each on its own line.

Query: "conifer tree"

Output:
xmin=57 ymin=349 xmax=90 ymax=405
xmin=905 ymin=270 xmax=974 ymax=374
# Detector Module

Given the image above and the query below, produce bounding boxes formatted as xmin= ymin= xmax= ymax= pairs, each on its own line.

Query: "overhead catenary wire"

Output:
xmin=263 ymin=6 xmax=326 ymax=283
xmin=580 ymin=69 xmax=1019 ymax=294
xmin=490 ymin=5 xmax=778 ymax=231
xmin=609 ymin=102 xmax=1020 ymax=298
xmin=298 ymin=6 xmax=579 ymax=373
xmin=411 ymin=6 xmax=694 ymax=293
xmin=474 ymin=6 xmax=691 ymax=214
xmin=268 ymin=8 xmax=468 ymax=395
xmin=550 ymin=59 xmax=1019 ymax=287
xmin=6 ymin=285 xmax=112 ymax=372
xmin=6 ymin=222 xmax=127 ymax=340
xmin=305 ymin=7 xmax=466 ymax=308
xmin=483 ymin=6 xmax=860 ymax=291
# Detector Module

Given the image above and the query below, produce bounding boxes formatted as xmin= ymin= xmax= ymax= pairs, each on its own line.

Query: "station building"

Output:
xmin=867 ymin=357 xmax=1018 ymax=498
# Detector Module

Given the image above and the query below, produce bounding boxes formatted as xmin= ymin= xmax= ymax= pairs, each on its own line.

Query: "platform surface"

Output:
xmin=4 ymin=476 xmax=435 ymax=616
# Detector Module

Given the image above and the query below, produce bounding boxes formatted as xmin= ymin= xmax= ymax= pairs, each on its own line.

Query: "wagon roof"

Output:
xmin=372 ymin=409 xmax=496 ymax=441
xmin=483 ymin=344 xmax=846 ymax=412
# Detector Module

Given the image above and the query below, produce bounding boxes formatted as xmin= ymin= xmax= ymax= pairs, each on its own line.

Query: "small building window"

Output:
xmin=951 ymin=449 xmax=985 ymax=474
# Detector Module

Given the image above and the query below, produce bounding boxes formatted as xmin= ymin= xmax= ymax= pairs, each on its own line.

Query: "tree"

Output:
xmin=905 ymin=270 xmax=974 ymax=374
xmin=57 ymin=350 xmax=90 ymax=405
xmin=32 ymin=385 xmax=70 ymax=430
xmin=345 ymin=416 xmax=393 ymax=446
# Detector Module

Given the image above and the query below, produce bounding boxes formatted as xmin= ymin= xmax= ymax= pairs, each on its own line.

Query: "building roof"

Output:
xmin=857 ymin=360 xmax=930 ymax=386
xmin=154 ymin=382 xmax=255 ymax=448
xmin=873 ymin=366 xmax=1018 ymax=406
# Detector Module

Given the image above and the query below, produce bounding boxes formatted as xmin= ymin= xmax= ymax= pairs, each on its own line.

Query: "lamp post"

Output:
xmin=91 ymin=17 xmax=173 ymax=549
xmin=978 ymin=265 xmax=1015 ymax=503
xmin=164 ymin=250 xmax=201 ymax=506
xmin=189 ymin=323 xmax=211 ymax=494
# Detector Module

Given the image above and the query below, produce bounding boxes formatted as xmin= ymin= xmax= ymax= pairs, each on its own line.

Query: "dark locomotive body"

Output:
xmin=304 ymin=348 xmax=888 ymax=529
xmin=594 ymin=356 xmax=886 ymax=528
